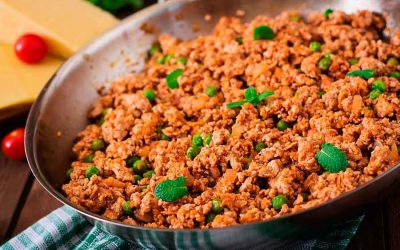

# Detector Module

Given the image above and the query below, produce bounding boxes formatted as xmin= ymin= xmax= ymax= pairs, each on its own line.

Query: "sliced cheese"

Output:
xmin=0 ymin=0 xmax=118 ymax=58
xmin=0 ymin=44 xmax=63 ymax=110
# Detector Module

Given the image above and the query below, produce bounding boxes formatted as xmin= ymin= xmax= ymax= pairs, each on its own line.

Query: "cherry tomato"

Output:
xmin=2 ymin=128 xmax=25 ymax=161
xmin=14 ymin=34 xmax=48 ymax=64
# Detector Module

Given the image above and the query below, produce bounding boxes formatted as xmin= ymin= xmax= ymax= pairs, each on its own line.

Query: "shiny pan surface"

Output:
xmin=25 ymin=0 xmax=400 ymax=248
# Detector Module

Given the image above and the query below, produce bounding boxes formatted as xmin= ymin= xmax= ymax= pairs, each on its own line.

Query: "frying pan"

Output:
xmin=25 ymin=0 xmax=400 ymax=248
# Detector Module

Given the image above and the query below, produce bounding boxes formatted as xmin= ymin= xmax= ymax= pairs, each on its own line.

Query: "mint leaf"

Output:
xmin=154 ymin=176 xmax=188 ymax=202
xmin=316 ymin=143 xmax=348 ymax=173
xmin=244 ymin=87 xmax=258 ymax=102
xmin=258 ymin=91 xmax=274 ymax=102
xmin=166 ymin=69 xmax=184 ymax=89
xmin=346 ymin=69 xmax=375 ymax=79
xmin=227 ymin=100 xmax=247 ymax=108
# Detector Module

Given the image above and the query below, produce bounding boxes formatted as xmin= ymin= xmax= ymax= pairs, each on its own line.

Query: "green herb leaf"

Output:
xmin=324 ymin=8 xmax=333 ymax=19
xmin=316 ymin=143 xmax=348 ymax=173
xmin=258 ymin=91 xmax=274 ymax=102
xmin=166 ymin=69 xmax=184 ymax=89
xmin=346 ymin=69 xmax=375 ymax=79
xmin=244 ymin=87 xmax=258 ymax=102
xmin=253 ymin=25 xmax=275 ymax=40
xmin=227 ymin=100 xmax=247 ymax=108
xmin=154 ymin=176 xmax=189 ymax=202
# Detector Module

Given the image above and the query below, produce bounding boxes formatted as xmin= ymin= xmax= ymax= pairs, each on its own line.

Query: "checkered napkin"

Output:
xmin=1 ymin=206 xmax=363 ymax=250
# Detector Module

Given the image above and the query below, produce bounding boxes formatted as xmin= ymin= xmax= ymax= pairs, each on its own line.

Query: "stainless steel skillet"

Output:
xmin=25 ymin=0 xmax=400 ymax=248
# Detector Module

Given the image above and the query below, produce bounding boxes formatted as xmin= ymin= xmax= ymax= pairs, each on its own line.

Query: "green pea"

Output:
xmin=148 ymin=45 xmax=161 ymax=57
xmin=85 ymin=166 xmax=100 ymax=178
xmin=206 ymin=213 xmax=216 ymax=223
xmin=211 ymin=199 xmax=223 ymax=213
xmin=84 ymin=154 xmax=95 ymax=163
xmin=91 ymin=139 xmax=105 ymax=151
xmin=369 ymin=89 xmax=382 ymax=100
xmin=348 ymin=58 xmax=358 ymax=66
xmin=255 ymin=142 xmax=266 ymax=153
xmin=277 ymin=120 xmax=288 ymax=131
xmin=177 ymin=57 xmax=188 ymax=65
xmin=134 ymin=175 xmax=142 ymax=184
xmin=291 ymin=15 xmax=301 ymax=22
xmin=165 ymin=53 xmax=174 ymax=64
xmin=139 ymin=185 xmax=147 ymax=192
xmin=236 ymin=37 xmax=243 ymax=45
xmin=160 ymin=133 xmax=172 ymax=141
xmin=133 ymin=160 xmax=148 ymax=174
xmin=272 ymin=194 xmax=288 ymax=210
xmin=205 ymin=85 xmax=218 ymax=97
xmin=309 ymin=41 xmax=321 ymax=52
xmin=372 ymin=80 xmax=385 ymax=92
xmin=66 ymin=168 xmax=73 ymax=177
xmin=126 ymin=155 xmax=140 ymax=167
xmin=187 ymin=146 xmax=201 ymax=160
xmin=97 ymin=117 xmax=105 ymax=126
xmin=318 ymin=91 xmax=326 ymax=98
xmin=143 ymin=170 xmax=155 ymax=179
xmin=324 ymin=8 xmax=333 ymax=19
xmin=204 ymin=134 xmax=212 ymax=145
xmin=387 ymin=57 xmax=399 ymax=66
xmin=156 ymin=56 xmax=166 ymax=64
xmin=389 ymin=71 xmax=400 ymax=80
xmin=192 ymin=134 xmax=203 ymax=147
xmin=143 ymin=89 xmax=156 ymax=102
xmin=318 ymin=57 xmax=332 ymax=71
xmin=122 ymin=201 xmax=133 ymax=215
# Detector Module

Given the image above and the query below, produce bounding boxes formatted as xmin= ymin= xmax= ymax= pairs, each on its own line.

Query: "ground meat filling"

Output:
xmin=62 ymin=10 xmax=400 ymax=229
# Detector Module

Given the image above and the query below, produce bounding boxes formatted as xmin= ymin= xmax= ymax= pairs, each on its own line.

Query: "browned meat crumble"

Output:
xmin=63 ymin=10 xmax=400 ymax=229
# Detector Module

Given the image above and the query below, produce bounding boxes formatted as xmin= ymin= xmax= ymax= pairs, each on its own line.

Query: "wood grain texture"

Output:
xmin=12 ymin=180 xmax=61 ymax=236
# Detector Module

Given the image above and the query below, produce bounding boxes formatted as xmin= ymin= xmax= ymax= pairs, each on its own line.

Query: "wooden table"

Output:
xmin=0 ymin=113 xmax=399 ymax=249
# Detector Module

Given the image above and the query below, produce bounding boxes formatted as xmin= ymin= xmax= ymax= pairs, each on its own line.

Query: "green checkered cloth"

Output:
xmin=1 ymin=206 xmax=362 ymax=250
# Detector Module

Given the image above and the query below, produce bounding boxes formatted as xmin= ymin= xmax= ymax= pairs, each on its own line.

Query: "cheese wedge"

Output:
xmin=0 ymin=44 xmax=63 ymax=113
xmin=0 ymin=0 xmax=118 ymax=58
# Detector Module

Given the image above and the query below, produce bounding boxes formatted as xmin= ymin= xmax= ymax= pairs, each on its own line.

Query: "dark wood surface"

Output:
xmin=0 ymin=114 xmax=399 ymax=249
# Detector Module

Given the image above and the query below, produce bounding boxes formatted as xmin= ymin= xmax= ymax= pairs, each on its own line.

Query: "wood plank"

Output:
xmin=385 ymin=188 xmax=400 ymax=249
xmin=12 ymin=180 xmax=62 ymax=236
xmin=348 ymin=205 xmax=386 ymax=250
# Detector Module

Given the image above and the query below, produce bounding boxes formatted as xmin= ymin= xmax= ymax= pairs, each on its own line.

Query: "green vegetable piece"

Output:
xmin=139 ymin=185 xmax=147 ymax=192
xmin=253 ymin=25 xmax=275 ymax=40
xmin=204 ymin=134 xmax=212 ymax=145
xmin=160 ymin=133 xmax=172 ymax=141
xmin=258 ymin=91 xmax=275 ymax=102
xmin=226 ymin=88 xmax=274 ymax=109
xmin=372 ymin=80 xmax=385 ymax=92
xmin=148 ymin=45 xmax=161 ymax=57
xmin=318 ymin=91 xmax=326 ymax=98
xmin=192 ymin=134 xmax=203 ymax=147
xmin=294 ymin=92 xmax=299 ymax=97
xmin=133 ymin=160 xmax=148 ymax=174
xmin=187 ymin=146 xmax=201 ymax=160
xmin=154 ymin=176 xmax=189 ymax=202
xmin=165 ymin=53 xmax=174 ymax=64
xmin=309 ymin=41 xmax=321 ymax=52
xmin=126 ymin=155 xmax=140 ymax=167
xmin=277 ymin=120 xmax=289 ymax=131
xmin=291 ymin=15 xmax=301 ymax=22
xmin=143 ymin=170 xmax=155 ymax=179
xmin=166 ymin=69 xmax=184 ymax=89
xmin=156 ymin=56 xmax=166 ymax=64
xmin=316 ymin=143 xmax=348 ymax=173
xmin=97 ymin=117 xmax=105 ymax=126
xmin=236 ymin=37 xmax=243 ymax=45
xmin=177 ymin=57 xmax=188 ymax=65
xmin=255 ymin=142 xmax=266 ymax=153
xmin=348 ymin=58 xmax=359 ymax=66
xmin=272 ymin=194 xmax=288 ymax=210
xmin=369 ymin=89 xmax=382 ymax=100
xmin=324 ymin=8 xmax=333 ymax=19
xmin=66 ymin=168 xmax=73 ymax=177
xmin=134 ymin=175 xmax=142 ymax=184
xmin=227 ymin=100 xmax=247 ymax=109
xmin=85 ymin=166 xmax=100 ymax=178
xmin=88 ymin=0 xmax=144 ymax=13
xmin=389 ymin=71 xmax=400 ymax=80
xmin=244 ymin=87 xmax=258 ymax=102
xmin=211 ymin=199 xmax=223 ymax=213
xmin=206 ymin=85 xmax=218 ymax=97
xmin=346 ymin=69 xmax=375 ymax=79
xmin=387 ymin=57 xmax=399 ymax=66
xmin=318 ymin=57 xmax=332 ymax=71
xmin=397 ymin=145 xmax=400 ymax=154
xmin=122 ymin=201 xmax=133 ymax=215
xmin=84 ymin=154 xmax=95 ymax=163
xmin=143 ymin=89 xmax=156 ymax=102
xmin=206 ymin=212 xmax=217 ymax=223
xmin=91 ymin=139 xmax=105 ymax=151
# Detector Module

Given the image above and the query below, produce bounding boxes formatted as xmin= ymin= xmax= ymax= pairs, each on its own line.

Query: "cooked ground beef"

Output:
xmin=62 ymin=10 xmax=400 ymax=229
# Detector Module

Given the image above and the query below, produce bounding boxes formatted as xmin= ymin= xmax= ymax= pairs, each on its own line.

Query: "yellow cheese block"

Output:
xmin=0 ymin=0 xmax=118 ymax=58
xmin=0 ymin=44 xmax=63 ymax=118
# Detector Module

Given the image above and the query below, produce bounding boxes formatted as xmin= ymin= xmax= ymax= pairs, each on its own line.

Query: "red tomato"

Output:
xmin=2 ymin=128 xmax=26 ymax=161
xmin=14 ymin=34 xmax=48 ymax=64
